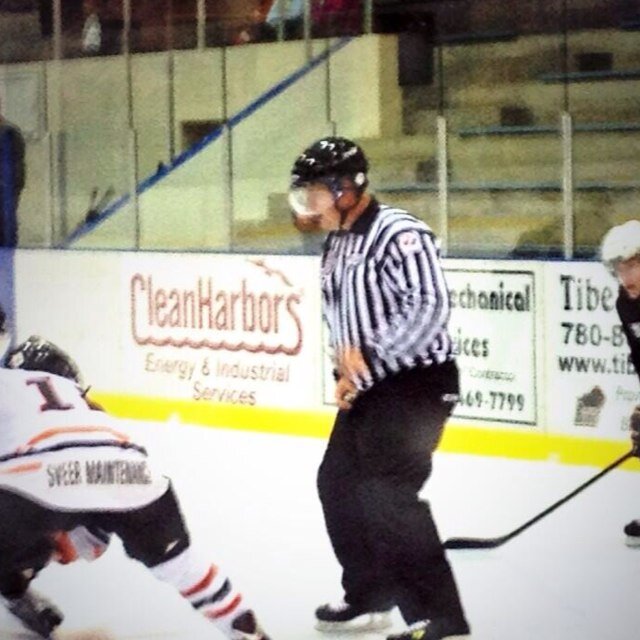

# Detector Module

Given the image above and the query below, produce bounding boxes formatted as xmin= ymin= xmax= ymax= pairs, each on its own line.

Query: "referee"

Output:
xmin=289 ymin=137 xmax=470 ymax=640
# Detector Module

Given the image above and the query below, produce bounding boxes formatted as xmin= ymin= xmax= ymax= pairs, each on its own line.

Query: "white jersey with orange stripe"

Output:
xmin=0 ymin=367 xmax=169 ymax=510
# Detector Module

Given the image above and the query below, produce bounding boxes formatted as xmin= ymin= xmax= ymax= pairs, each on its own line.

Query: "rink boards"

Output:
xmin=0 ymin=248 xmax=636 ymax=469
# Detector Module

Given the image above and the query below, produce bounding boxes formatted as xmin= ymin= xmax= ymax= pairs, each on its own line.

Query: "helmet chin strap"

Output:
xmin=337 ymin=199 xmax=349 ymax=229
xmin=332 ymin=184 xmax=364 ymax=230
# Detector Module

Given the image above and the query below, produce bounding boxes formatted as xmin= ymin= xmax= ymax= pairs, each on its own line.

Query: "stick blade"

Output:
xmin=443 ymin=536 xmax=507 ymax=550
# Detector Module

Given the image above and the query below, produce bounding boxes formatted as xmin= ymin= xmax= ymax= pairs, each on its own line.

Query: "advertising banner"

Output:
xmin=544 ymin=262 xmax=637 ymax=440
xmin=11 ymin=251 xmax=638 ymax=445
xmin=123 ymin=252 xmax=322 ymax=409
xmin=447 ymin=265 xmax=539 ymax=426
xmin=13 ymin=250 xmax=125 ymax=391
xmin=321 ymin=262 xmax=540 ymax=427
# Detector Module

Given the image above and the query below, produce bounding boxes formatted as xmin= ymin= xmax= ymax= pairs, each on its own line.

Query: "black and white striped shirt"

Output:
xmin=321 ymin=199 xmax=454 ymax=391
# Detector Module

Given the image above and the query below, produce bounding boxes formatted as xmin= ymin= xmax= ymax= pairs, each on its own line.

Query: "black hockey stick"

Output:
xmin=444 ymin=449 xmax=636 ymax=550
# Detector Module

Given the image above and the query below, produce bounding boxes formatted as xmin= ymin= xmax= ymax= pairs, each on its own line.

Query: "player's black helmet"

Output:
xmin=4 ymin=335 xmax=82 ymax=384
xmin=291 ymin=136 xmax=369 ymax=189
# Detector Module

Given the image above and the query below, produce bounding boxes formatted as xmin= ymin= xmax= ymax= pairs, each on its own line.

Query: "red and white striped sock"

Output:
xmin=150 ymin=546 xmax=247 ymax=637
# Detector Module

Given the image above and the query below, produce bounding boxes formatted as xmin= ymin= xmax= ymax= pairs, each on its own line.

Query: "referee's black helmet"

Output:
xmin=291 ymin=136 xmax=369 ymax=189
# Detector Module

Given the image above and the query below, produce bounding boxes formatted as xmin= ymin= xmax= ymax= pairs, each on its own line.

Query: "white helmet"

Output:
xmin=600 ymin=220 xmax=640 ymax=274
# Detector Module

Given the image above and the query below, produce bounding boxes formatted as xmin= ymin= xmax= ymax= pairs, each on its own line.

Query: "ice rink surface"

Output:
xmin=1 ymin=418 xmax=638 ymax=640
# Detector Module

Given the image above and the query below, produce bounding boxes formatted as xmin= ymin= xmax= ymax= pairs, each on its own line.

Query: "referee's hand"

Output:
xmin=338 ymin=346 xmax=369 ymax=381
xmin=336 ymin=376 xmax=358 ymax=411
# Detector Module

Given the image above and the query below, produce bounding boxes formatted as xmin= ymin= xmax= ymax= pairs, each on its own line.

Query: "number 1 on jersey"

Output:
xmin=27 ymin=377 xmax=73 ymax=412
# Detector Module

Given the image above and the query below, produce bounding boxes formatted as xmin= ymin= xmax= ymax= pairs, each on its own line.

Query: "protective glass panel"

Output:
xmin=0 ymin=67 xmax=47 ymax=247
xmin=0 ymin=128 xmax=21 ymax=247
xmin=568 ymin=25 xmax=640 ymax=258
xmin=13 ymin=136 xmax=52 ymax=248
xmin=370 ymin=132 xmax=440 ymax=237
xmin=438 ymin=1 xmax=567 ymax=258
xmin=364 ymin=12 xmax=441 ymax=235
xmin=71 ymin=188 xmax=137 ymax=250
xmin=47 ymin=47 xmax=130 ymax=247
xmin=136 ymin=128 xmax=231 ymax=251
xmin=228 ymin=41 xmax=337 ymax=255
xmin=59 ymin=128 xmax=137 ymax=250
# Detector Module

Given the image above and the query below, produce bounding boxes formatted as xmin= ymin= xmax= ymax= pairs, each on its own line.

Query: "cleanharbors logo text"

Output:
xmin=130 ymin=274 xmax=303 ymax=355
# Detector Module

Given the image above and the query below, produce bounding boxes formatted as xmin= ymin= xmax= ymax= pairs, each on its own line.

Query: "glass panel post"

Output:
xmin=561 ymin=112 xmax=574 ymax=259
xmin=436 ymin=115 xmax=449 ymax=255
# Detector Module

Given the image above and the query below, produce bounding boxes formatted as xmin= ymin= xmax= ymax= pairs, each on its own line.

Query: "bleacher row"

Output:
xmin=360 ymin=26 xmax=639 ymax=258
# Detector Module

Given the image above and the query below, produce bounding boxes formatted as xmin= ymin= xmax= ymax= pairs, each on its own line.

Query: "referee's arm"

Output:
xmin=366 ymin=229 xmax=450 ymax=359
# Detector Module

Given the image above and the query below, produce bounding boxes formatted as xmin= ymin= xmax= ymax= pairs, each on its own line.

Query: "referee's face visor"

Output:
xmin=288 ymin=180 xmax=337 ymax=220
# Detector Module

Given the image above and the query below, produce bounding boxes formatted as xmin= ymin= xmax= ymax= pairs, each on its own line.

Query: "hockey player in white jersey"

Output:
xmin=0 ymin=335 xmax=272 ymax=640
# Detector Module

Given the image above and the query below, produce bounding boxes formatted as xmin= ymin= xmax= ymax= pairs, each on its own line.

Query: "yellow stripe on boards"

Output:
xmin=439 ymin=425 xmax=636 ymax=470
xmin=90 ymin=392 xmax=638 ymax=472
xmin=90 ymin=392 xmax=335 ymax=439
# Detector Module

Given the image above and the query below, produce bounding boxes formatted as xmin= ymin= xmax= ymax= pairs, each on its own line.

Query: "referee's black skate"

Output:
xmin=5 ymin=589 xmax=63 ymax=638
xmin=624 ymin=519 xmax=640 ymax=547
xmin=386 ymin=618 xmax=470 ymax=640
xmin=315 ymin=599 xmax=393 ymax=632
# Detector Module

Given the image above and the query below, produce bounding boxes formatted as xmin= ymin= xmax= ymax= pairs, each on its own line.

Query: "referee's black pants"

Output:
xmin=317 ymin=360 xmax=468 ymax=625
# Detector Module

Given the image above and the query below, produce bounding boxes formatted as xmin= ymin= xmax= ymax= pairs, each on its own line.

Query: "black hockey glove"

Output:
xmin=629 ymin=404 xmax=640 ymax=457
